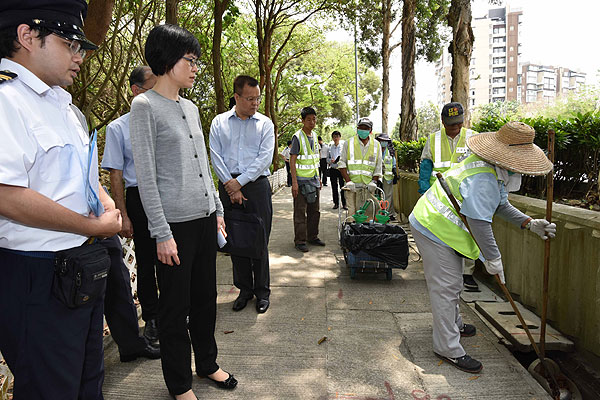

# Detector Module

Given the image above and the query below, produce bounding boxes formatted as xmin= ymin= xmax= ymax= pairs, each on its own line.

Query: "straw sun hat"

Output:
xmin=466 ymin=121 xmax=553 ymax=176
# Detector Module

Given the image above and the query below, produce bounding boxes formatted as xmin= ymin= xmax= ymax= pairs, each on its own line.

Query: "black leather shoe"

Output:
xmin=256 ymin=299 xmax=269 ymax=313
xmin=332 ymin=204 xmax=339 ymax=209
xmin=197 ymin=371 xmax=238 ymax=390
xmin=295 ymin=243 xmax=309 ymax=252
xmin=342 ymin=206 xmax=348 ymax=210
xmin=232 ymin=295 xmax=252 ymax=311
xmin=119 ymin=340 xmax=161 ymax=362
xmin=143 ymin=318 xmax=159 ymax=342
xmin=308 ymin=238 xmax=326 ymax=246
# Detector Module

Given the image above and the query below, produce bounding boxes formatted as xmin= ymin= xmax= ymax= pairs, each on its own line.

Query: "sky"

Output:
xmin=327 ymin=0 xmax=600 ymax=133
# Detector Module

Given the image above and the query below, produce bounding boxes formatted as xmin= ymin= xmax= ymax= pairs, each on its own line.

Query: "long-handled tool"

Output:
xmin=540 ymin=129 xmax=555 ymax=358
xmin=435 ymin=172 xmax=561 ymax=399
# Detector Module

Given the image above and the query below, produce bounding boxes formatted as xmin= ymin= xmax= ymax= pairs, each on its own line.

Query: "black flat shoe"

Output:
xmin=143 ymin=318 xmax=159 ymax=342
xmin=198 ymin=372 xmax=238 ymax=390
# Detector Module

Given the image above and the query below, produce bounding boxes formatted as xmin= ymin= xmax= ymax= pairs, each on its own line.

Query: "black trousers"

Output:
xmin=157 ymin=215 xmax=219 ymax=395
xmin=329 ymin=168 xmax=346 ymax=207
xmin=102 ymin=235 xmax=147 ymax=355
xmin=0 ymin=248 xmax=105 ymax=400
xmin=319 ymin=158 xmax=328 ymax=185
xmin=285 ymin=161 xmax=292 ymax=186
xmin=219 ymin=177 xmax=272 ymax=300
xmin=126 ymin=186 xmax=158 ymax=322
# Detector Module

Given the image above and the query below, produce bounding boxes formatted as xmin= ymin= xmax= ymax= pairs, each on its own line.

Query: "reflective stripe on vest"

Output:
xmin=347 ymin=135 xmax=378 ymax=185
xmin=383 ymin=152 xmax=393 ymax=181
xmin=412 ymin=154 xmax=496 ymax=259
xmin=294 ymin=130 xmax=319 ymax=178
xmin=429 ymin=127 xmax=476 ymax=185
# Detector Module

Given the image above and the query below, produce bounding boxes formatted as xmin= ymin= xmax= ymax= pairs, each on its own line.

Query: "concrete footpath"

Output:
xmin=103 ymin=186 xmax=550 ymax=400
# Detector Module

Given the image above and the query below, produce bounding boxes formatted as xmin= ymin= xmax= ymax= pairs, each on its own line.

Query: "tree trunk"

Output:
xmin=166 ymin=0 xmax=178 ymax=25
xmin=212 ymin=0 xmax=230 ymax=114
xmin=84 ymin=0 xmax=115 ymax=47
xmin=400 ymin=0 xmax=417 ymax=141
xmin=381 ymin=0 xmax=391 ymax=136
xmin=448 ymin=0 xmax=474 ymax=124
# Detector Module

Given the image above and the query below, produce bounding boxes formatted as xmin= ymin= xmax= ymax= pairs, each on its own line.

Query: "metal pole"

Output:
xmin=354 ymin=19 xmax=359 ymax=122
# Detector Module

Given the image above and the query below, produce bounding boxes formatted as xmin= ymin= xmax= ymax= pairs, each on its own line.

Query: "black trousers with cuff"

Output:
xmin=156 ymin=214 xmax=219 ymax=395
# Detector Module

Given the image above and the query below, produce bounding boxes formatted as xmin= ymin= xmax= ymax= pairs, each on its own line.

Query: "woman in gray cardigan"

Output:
xmin=130 ymin=24 xmax=237 ymax=399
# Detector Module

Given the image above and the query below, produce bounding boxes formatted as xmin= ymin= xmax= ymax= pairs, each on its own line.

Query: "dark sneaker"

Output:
xmin=308 ymin=238 xmax=326 ymax=246
xmin=295 ymin=243 xmax=309 ymax=252
xmin=463 ymin=274 xmax=479 ymax=291
xmin=342 ymin=206 xmax=348 ymax=210
xmin=460 ymin=323 xmax=477 ymax=337
xmin=332 ymin=204 xmax=339 ymax=209
xmin=435 ymin=353 xmax=482 ymax=373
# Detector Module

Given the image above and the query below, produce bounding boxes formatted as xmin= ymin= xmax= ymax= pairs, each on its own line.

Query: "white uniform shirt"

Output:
xmin=319 ymin=142 xmax=329 ymax=158
xmin=101 ymin=113 xmax=138 ymax=188
xmin=0 ymin=59 xmax=90 ymax=251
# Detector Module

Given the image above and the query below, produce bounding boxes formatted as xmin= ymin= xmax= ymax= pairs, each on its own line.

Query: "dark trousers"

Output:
xmin=285 ymin=161 xmax=292 ymax=186
xmin=0 ymin=248 xmax=105 ymax=400
xmin=329 ymin=168 xmax=346 ymax=207
xmin=102 ymin=235 xmax=146 ymax=355
xmin=157 ymin=215 xmax=219 ymax=395
xmin=293 ymin=186 xmax=320 ymax=244
xmin=319 ymin=158 xmax=328 ymax=185
xmin=219 ymin=177 xmax=272 ymax=300
xmin=126 ymin=186 xmax=158 ymax=322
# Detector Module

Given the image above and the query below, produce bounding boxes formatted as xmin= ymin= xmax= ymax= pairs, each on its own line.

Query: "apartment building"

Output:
xmin=520 ymin=63 xmax=587 ymax=104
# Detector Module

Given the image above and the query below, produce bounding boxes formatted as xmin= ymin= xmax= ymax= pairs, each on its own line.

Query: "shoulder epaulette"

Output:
xmin=0 ymin=70 xmax=17 ymax=85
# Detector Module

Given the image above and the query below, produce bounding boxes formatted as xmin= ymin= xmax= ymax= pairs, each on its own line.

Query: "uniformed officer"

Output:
xmin=418 ymin=102 xmax=479 ymax=291
xmin=409 ymin=121 xmax=556 ymax=374
xmin=339 ymin=117 xmax=383 ymax=222
xmin=0 ymin=1 xmax=122 ymax=398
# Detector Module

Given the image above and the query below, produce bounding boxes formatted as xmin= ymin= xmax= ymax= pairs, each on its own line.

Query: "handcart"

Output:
xmin=338 ymin=187 xmax=409 ymax=280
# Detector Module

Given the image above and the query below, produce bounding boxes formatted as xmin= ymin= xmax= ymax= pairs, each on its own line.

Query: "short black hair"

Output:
xmin=233 ymin=75 xmax=258 ymax=95
xmin=129 ymin=66 xmax=151 ymax=88
xmin=287 ymin=140 xmax=292 ymax=145
xmin=318 ymin=136 xmax=323 ymax=141
xmin=144 ymin=24 xmax=201 ymax=76
xmin=301 ymin=107 xmax=316 ymax=120
xmin=0 ymin=25 xmax=52 ymax=59
xmin=332 ymin=130 xmax=341 ymax=138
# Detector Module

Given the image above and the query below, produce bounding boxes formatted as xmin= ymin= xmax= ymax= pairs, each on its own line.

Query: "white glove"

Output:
xmin=367 ymin=181 xmax=378 ymax=193
xmin=528 ymin=219 xmax=556 ymax=240
xmin=343 ymin=181 xmax=356 ymax=192
xmin=484 ymin=257 xmax=505 ymax=284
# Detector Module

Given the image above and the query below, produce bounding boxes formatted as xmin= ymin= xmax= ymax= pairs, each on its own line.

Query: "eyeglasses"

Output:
xmin=55 ymin=34 xmax=86 ymax=58
xmin=237 ymin=95 xmax=262 ymax=104
xmin=134 ymin=83 xmax=152 ymax=92
xmin=181 ymin=56 xmax=201 ymax=69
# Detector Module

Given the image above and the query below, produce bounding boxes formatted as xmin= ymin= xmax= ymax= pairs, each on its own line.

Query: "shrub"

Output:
xmin=394 ymin=137 xmax=426 ymax=173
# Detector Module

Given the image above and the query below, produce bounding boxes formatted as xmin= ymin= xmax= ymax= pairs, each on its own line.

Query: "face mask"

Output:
xmin=357 ymin=129 xmax=370 ymax=139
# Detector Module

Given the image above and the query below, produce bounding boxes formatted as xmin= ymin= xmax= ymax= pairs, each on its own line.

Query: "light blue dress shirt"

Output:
xmin=209 ymin=107 xmax=275 ymax=187
xmin=101 ymin=113 xmax=138 ymax=188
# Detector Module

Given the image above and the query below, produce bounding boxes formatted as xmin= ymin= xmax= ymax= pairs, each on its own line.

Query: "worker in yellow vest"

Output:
xmin=375 ymin=133 xmax=397 ymax=219
xmin=338 ymin=117 xmax=383 ymax=221
xmin=290 ymin=107 xmax=326 ymax=253
xmin=409 ymin=121 xmax=556 ymax=374
xmin=418 ymin=102 xmax=479 ymax=291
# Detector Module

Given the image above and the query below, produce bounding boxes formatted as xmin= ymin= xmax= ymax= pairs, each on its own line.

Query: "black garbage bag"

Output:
xmin=341 ymin=222 xmax=409 ymax=268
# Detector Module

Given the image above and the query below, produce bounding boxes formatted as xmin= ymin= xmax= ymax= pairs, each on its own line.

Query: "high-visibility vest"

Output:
xmin=382 ymin=150 xmax=394 ymax=181
xmin=412 ymin=154 xmax=497 ymax=259
xmin=429 ymin=127 xmax=477 ymax=185
xmin=347 ymin=135 xmax=380 ymax=185
xmin=293 ymin=129 xmax=319 ymax=178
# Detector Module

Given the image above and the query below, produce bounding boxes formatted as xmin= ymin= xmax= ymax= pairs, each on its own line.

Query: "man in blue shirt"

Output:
xmin=102 ymin=66 xmax=162 ymax=347
xmin=210 ymin=75 xmax=275 ymax=314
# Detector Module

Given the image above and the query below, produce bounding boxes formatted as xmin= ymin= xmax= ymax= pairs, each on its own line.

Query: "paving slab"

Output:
xmin=475 ymin=301 xmax=575 ymax=353
xmin=102 ymin=185 xmax=551 ymax=400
